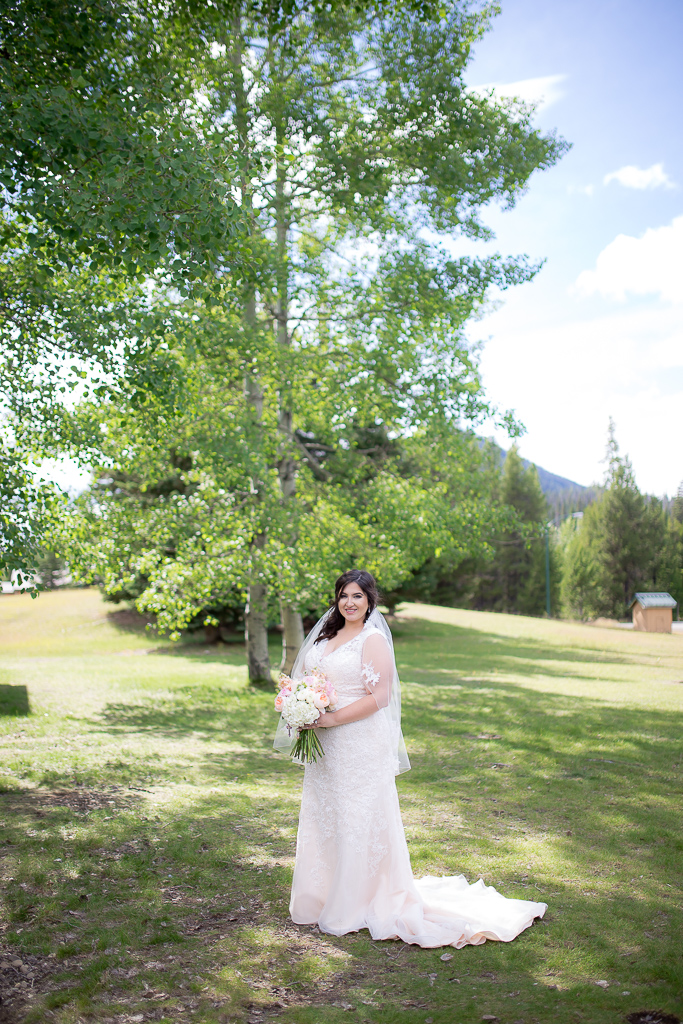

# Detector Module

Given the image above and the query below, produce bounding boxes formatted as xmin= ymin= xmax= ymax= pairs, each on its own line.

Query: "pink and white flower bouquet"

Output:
xmin=275 ymin=668 xmax=338 ymax=763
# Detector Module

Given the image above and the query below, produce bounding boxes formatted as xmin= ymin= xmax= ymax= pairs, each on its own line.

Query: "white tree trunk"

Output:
xmin=280 ymin=601 xmax=305 ymax=675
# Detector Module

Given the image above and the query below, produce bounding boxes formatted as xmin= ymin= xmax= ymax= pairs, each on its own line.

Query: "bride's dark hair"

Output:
xmin=314 ymin=569 xmax=380 ymax=645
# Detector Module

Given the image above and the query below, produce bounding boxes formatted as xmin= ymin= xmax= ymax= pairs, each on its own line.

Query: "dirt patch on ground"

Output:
xmin=0 ymin=947 xmax=60 ymax=1023
xmin=0 ymin=785 xmax=142 ymax=820
xmin=0 ymin=867 xmax=385 ymax=1022
xmin=626 ymin=1014 xmax=682 ymax=1024
xmin=0 ymin=925 xmax=369 ymax=1024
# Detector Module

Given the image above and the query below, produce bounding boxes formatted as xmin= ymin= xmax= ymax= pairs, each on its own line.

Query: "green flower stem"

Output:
xmin=292 ymin=728 xmax=325 ymax=764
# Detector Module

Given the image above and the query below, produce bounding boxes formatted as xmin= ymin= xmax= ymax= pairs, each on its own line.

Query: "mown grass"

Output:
xmin=0 ymin=589 xmax=681 ymax=1024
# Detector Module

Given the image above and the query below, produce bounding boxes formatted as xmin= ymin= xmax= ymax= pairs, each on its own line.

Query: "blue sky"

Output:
xmin=462 ymin=0 xmax=683 ymax=496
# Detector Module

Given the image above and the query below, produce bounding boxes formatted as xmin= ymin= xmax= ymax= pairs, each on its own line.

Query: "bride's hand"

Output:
xmin=302 ymin=711 xmax=338 ymax=729
xmin=316 ymin=710 xmax=338 ymax=728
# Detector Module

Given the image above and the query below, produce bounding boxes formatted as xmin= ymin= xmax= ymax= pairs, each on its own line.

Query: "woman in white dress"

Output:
xmin=274 ymin=568 xmax=546 ymax=948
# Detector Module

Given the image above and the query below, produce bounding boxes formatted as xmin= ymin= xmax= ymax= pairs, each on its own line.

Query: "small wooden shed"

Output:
xmin=629 ymin=592 xmax=677 ymax=633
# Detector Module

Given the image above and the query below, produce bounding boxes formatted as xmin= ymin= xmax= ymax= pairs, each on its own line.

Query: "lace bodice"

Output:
xmin=304 ymin=625 xmax=393 ymax=710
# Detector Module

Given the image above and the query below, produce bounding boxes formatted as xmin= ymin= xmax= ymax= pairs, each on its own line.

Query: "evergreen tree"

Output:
xmin=650 ymin=485 xmax=683 ymax=612
xmin=561 ymin=422 xmax=662 ymax=619
xmin=559 ymin=516 xmax=596 ymax=620
xmin=462 ymin=446 xmax=558 ymax=616
xmin=674 ymin=481 xmax=683 ymax=524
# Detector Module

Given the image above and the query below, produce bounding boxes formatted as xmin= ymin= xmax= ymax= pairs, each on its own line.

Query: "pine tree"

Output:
xmin=651 ymin=484 xmax=683 ymax=612
xmin=674 ymin=480 xmax=683 ymax=524
xmin=561 ymin=422 xmax=662 ymax=619
xmin=559 ymin=517 xmax=597 ymax=620
xmin=471 ymin=446 xmax=555 ymax=615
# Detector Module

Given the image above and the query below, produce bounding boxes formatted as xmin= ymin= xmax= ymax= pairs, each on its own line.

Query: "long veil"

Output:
xmin=273 ymin=608 xmax=411 ymax=775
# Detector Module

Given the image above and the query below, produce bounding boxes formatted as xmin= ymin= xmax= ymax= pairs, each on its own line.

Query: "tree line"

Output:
xmin=559 ymin=427 xmax=682 ymax=621
xmin=37 ymin=420 xmax=682 ymax=652
xmin=387 ymin=423 xmax=683 ymax=622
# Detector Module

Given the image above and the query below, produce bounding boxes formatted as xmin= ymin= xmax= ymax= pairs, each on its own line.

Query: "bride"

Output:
xmin=274 ymin=568 xmax=546 ymax=947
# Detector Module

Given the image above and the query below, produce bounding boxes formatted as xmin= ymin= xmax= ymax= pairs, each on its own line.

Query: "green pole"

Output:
xmin=545 ymin=525 xmax=551 ymax=617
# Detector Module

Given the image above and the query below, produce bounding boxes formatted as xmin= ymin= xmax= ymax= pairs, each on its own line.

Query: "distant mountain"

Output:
xmin=531 ymin=465 xmax=598 ymax=524
xmin=480 ymin=438 xmax=677 ymax=521
xmin=528 ymin=462 xmax=591 ymax=499
xmin=493 ymin=442 xmax=598 ymax=524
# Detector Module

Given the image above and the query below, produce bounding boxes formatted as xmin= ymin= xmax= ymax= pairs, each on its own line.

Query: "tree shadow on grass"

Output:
xmin=107 ymin=637 xmax=283 ymax=671
xmin=0 ymin=783 xmax=145 ymax=821
xmin=92 ymin=672 xmax=683 ymax=883
xmin=3 ymin=707 xmax=681 ymax=1023
xmin=106 ymin=605 xmax=285 ymax=667
xmin=106 ymin=607 xmax=156 ymax=636
xmin=0 ymin=684 xmax=30 ymax=716
xmin=5 ymin=772 xmax=679 ymax=1024
xmin=19 ymin=612 xmax=675 ymax=1021
xmin=86 ymin=673 xmax=683 ymax=1009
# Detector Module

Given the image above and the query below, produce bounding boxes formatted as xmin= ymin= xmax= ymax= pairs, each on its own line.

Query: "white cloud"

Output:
xmin=473 ymin=295 xmax=683 ymax=496
xmin=469 ymin=74 xmax=567 ymax=112
xmin=573 ymin=215 xmax=683 ymax=304
xmin=603 ymin=163 xmax=675 ymax=190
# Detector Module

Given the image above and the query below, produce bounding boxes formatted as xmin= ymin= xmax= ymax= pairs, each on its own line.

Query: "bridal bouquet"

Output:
xmin=275 ymin=669 xmax=337 ymax=763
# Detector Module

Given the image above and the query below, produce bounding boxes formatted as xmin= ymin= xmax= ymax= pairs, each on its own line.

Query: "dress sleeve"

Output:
xmin=361 ymin=632 xmax=393 ymax=710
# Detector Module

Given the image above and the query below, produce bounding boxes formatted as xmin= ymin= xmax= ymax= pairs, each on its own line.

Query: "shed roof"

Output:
xmin=630 ymin=592 xmax=677 ymax=609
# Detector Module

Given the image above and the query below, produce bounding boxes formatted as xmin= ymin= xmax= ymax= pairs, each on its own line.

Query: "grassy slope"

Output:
xmin=0 ymin=589 xmax=681 ymax=1024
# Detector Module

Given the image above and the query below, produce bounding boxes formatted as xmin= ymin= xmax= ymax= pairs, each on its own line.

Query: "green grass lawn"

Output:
xmin=1 ymin=589 xmax=681 ymax=1024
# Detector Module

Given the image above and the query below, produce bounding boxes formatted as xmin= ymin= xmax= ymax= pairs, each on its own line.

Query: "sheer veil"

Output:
xmin=273 ymin=608 xmax=411 ymax=775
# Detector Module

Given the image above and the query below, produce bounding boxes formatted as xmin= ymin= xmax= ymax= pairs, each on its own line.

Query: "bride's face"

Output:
xmin=338 ymin=583 xmax=369 ymax=624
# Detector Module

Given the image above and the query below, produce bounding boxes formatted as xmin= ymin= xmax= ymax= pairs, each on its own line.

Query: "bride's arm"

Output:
xmin=311 ymin=633 xmax=394 ymax=728
xmin=313 ymin=693 xmax=379 ymax=728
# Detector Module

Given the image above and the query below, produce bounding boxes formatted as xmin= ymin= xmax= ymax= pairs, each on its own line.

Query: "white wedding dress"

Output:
xmin=289 ymin=621 xmax=546 ymax=947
